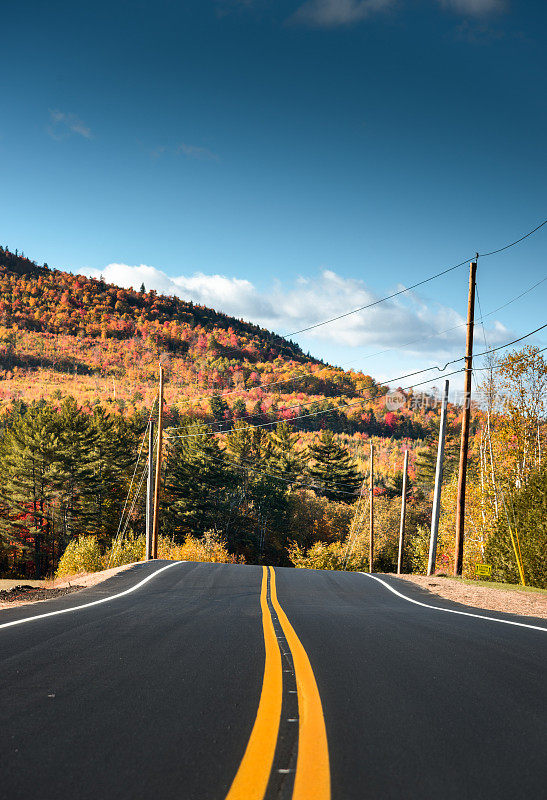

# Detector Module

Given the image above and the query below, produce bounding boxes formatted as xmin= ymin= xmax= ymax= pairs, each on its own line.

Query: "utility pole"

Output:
xmin=454 ymin=260 xmax=477 ymax=576
xmin=145 ymin=419 xmax=155 ymax=561
xmin=428 ymin=379 xmax=449 ymax=576
xmin=397 ymin=449 xmax=409 ymax=575
xmin=369 ymin=442 xmax=374 ymax=573
xmin=151 ymin=365 xmax=165 ymax=560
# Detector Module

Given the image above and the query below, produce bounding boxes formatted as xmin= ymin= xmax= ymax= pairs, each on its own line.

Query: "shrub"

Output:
xmin=288 ymin=539 xmax=369 ymax=571
xmin=484 ymin=463 xmax=547 ymax=588
xmin=55 ymin=535 xmax=105 ymax=577
xmin=55 ymin=529 xmax=243 ymax=578
xmin=106 ymin=533 xmax=146 ymax=568
xmin=287 ymin=489 xmax=354 ymax=548
xmin=160 ymin=530 xmax=243 ymax=564
xmin=406 ymin=525 xmax=431 ymax=574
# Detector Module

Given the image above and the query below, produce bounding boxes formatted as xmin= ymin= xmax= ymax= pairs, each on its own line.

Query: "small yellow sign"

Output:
xmin=475 ymin=564 xmax=492 ymax=577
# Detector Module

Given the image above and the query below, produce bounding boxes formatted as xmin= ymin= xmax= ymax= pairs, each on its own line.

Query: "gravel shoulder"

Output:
xmin=394 ymin=574 xmax=547 ymax=619
xmin=0 ymin=563 xmax=139 ymax=610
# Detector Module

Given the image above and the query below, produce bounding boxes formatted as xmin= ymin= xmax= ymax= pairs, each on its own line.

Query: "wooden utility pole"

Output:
xmin=454 ymin=261 xmax=477 ymax=576
xmin=397 ymin=450 xmax=409 ymax=575
xmin=145 ymin=419 xmax=155 ymax=561
xmin=428 ymin=380 xmax=449 ymax=576
xmin=369 ymin=442 xmax=374 ymax=573
xmin=151 ymin=365 xmax=165 ymax=560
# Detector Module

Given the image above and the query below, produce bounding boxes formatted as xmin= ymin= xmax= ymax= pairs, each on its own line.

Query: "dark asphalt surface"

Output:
xmin=1 ymin=561 xmax=546 ymax=800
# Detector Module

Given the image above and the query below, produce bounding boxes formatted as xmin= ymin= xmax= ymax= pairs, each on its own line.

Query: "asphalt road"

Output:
xmin=1 ymin=561 xmax=546 ymax=800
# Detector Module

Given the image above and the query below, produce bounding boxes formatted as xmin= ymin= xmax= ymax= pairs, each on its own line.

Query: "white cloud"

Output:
xmin=178 ymin=142 xmax=219 ymax=161
xmin=81 ymin=262 xmax=509 ymax=360
xmin=438 ymin=0 xmax=506 ymax=14
xmin=290 ymin=0 xmax=505 ymax=26
xmin=48 ymin=110 xmax=92 ymax=140
xmin=291 ymin=0 xmax=395 ymax=26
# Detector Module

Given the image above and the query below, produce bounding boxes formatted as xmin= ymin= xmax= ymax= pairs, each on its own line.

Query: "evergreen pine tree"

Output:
xmin=267 ymin=422 xmax=304 ymax=482
xmin=88 ymin=407 xmax=134 ymax=542
xmin=56 ymin=397 xmax=99 ymax=543
xmin=163 ymin=421 xmax=235 ymax=539
xmin=307 ymin=430 xmax=361 ymax=502
xmin=0 ymin=404 xmax=64 ymax=575
xmin=226 ymin=421 xmax=271 ymax=466
xmin=210 ymin=395 xmax=229 ymax=423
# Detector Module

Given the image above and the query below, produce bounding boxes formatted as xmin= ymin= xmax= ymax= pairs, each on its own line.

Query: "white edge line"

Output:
xmin=0 ymin=561 xmax=185 ymax=630
xmin=361 ymin=573 xmax=547 ymax=633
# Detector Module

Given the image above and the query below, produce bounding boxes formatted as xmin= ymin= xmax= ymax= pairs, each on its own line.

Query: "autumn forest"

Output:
xmin=0 ymin=247 xmax=545 ymax=587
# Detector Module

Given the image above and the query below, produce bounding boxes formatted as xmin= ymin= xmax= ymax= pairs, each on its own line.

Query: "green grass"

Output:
xmin=434 ymin=575 xmax=546 ymax=594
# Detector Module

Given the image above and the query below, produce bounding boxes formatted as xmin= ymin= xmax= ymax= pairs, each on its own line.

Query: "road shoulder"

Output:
xmin=0 ymin=562 xmax=139 ymax=611
xmin=381 ymin=573 xmax=547 ymax=621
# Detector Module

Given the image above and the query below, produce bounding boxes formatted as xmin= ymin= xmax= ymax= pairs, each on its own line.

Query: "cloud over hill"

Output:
xmin=83 ymin=263 xmax=510 ymax=359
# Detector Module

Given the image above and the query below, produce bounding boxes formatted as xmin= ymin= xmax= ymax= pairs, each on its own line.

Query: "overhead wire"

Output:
xmin=169 ymin=320 xmax=546 ymax=433
xmin=472 ymin=345 xmax=547 ymax=370
xmin=99 ymin=219 xmax=546 ymax=554
xmin=342 ymin=481 xmax=369 ymax=567
xmin=110 ymin=393 xmax=158 ymax=554
xmin=336 ymin=273 xmax=547 ymax=370
xmin=461 ymin=323 xmax=547 ymax=362
xmin=285 ymin=258 xmax=470 ymax=337
xmin=284 ymin=217 xmax=547 ymax=338
xmin=478 ymin=217 xmax=547 ymax=257
xmin=171 ymin=271 xmax=546 ymax=414
xmin=166 ymin=366 xmax=467 ymax=441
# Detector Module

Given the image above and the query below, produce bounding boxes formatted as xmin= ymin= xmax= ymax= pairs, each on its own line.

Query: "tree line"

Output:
xmin=0 ymin=400 xmax=366 ymax=575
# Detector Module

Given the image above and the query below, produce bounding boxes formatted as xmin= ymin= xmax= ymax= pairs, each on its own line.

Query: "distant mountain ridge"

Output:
xmin=0 ymin=246 xmax=435 ymax=442
xmin=0 ymin=246 xmax=309 ymax=363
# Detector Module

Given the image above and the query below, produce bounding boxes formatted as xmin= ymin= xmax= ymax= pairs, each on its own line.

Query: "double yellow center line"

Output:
xmin=225 ymin=566 xmax=330 ymax=800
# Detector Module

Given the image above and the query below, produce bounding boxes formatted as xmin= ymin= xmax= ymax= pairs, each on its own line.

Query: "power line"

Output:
xmin=432 ymin=321 xmax=547 ymax=374
xmin=466 ymin=323 xmax=547 ymax=361
xmin=166 ymin=319 xmax=546 ymax=442
xmin=107 ymin=458 xmax=150 ymax=567
xmin=171 ymin=319 xmax=546 ymax=432
xmin=337 ymin=274 xmax=547 ymax=369
xmin=285 ymin=258 xmax=470 ymax=338
xmin=284 ymin=217 xmax=547 ymax=338
xmin=167 ymin=366 xmax=467 ymax=441
xmin=172 ymin=271 xmax=546 ymax=414
xmin=472 ymin=345 xmax=547 ymax=371
xmin=171 ymin=363 xmax=452 ymax=432
xmin=479 ymin=217 xmax=547 ymax=257
xmin=111 ymin=394 xmax=158 ymax=549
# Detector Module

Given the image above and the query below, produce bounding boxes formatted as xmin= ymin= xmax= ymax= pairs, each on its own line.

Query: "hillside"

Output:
xmin=0 ymin=247 xmax=433 ymax=439
xmin=0 ymin=245 xmax=463 ymax=580
xmin=1 ymin=246 xmax=544 ymax=591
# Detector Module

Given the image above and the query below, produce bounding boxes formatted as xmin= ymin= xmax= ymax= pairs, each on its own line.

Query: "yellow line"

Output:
xmin=225 ymin=566 xmax=283 ymax=800
xmin=269 ymin=567 xmax=331 ymax=800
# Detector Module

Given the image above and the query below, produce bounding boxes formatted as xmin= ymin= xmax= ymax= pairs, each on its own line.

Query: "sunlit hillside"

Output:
xmin=0 ymin=246 xmax=435 ymax=440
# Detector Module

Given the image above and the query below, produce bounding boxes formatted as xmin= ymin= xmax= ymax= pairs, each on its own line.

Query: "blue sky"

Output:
xmin=1 ymin=0 xmax=546 ymax=391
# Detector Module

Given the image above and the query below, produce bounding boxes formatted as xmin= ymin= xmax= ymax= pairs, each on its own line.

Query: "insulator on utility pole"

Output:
xmin=145 ymin=419 xmax=155 ymax=561
xmin=151 ymin=364 xmax=165 ymax=560
xmin=369 ymin=442 xmax=374 ymax=573
xmin=427 ymin=379 xmax=449 ymax=576
xmin=454 ymin=261 xmax=477 ymax=576
xmin=397 ymin=449 xmax=409 ymax=575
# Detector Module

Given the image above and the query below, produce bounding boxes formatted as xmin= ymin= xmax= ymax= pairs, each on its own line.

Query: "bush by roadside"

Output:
xmin=55 ymin=531 xmax=242 ymax=578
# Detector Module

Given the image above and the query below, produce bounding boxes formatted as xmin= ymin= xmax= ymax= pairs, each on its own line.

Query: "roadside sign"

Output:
xmin=475 ymin=564 xmax=492 ymax=577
